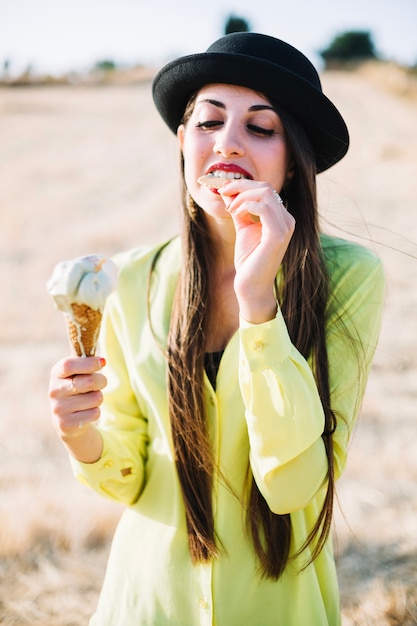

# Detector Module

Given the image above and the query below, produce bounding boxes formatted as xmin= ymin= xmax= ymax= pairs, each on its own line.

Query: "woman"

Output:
xmin=49 ymin=33 xmax=385 ymax=625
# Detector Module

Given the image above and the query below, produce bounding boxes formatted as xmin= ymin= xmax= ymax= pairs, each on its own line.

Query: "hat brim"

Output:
xmin=152 ymin=52 xmax=349 ymax=173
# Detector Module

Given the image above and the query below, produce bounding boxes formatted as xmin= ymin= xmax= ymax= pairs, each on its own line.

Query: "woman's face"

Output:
xmin=177 ymin=84 xmax=292 ymax=221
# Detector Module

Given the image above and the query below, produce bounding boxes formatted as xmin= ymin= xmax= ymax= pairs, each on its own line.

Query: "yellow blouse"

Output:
xmin=71 ymin=234 xmax=385 ymax=626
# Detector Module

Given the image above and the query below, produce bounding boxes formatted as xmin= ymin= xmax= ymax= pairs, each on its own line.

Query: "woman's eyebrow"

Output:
xmin=197 ymin=98 xmax=225 ymax=109
xmin=249 ymin=104 xmax=275 ymax=112
xmin=197 ymin=99 xmax=274 ymax=113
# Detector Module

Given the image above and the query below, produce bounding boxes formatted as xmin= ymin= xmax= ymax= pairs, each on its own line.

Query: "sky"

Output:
xmin=1 ymin=0 xmax=416 ymax=77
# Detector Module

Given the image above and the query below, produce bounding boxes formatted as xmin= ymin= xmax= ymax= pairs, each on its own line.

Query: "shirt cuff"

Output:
xmin=239 ymin=307 xmax=292 ymax=370
xmin=69 ymin=430 xmax=132 ymax=484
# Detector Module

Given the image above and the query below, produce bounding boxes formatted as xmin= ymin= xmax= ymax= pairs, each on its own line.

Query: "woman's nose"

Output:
xmin=213 ymin=123 xmax=245 ymax=157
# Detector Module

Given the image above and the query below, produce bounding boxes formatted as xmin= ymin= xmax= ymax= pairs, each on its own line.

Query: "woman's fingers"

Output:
xmin=51 ymin=355 xmax=106 ymax=379
xmin=49 ymin=355 xmax=107 ymax=435
xmin=52 ymin=391 xmax=103 ymax=433
xmin=49 ymin=356 xmax=105 ymax=395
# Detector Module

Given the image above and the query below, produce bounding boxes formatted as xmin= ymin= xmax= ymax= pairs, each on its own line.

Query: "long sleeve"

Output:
xmin=69 ymin=240 xmax=181 ymax=506
xmin=69 ymin=300 xmax=150 ymax=504
xmin=238 ymin=237 xmax=385 ymax=514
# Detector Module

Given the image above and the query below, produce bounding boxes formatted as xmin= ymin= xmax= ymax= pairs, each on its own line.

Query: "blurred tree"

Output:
xmin=320 ymin=31 xmax=378 ymax=67
xmin=94 ymin=59 xmax=117 ymax=72
xmin=224 ymin=14 xmax=251 ymax=35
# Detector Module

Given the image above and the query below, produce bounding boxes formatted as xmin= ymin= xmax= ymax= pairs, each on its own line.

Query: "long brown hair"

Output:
xmin=165 ymin=96 xmax=337 ymax=578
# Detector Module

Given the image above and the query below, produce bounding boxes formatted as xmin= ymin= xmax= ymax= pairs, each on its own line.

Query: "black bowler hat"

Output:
xmin=152 ymin=32 xmax=349 ymax=173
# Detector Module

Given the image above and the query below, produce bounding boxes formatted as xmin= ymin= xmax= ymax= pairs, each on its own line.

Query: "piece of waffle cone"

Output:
xmin=65 ymin=303 xmax=103 ymax=357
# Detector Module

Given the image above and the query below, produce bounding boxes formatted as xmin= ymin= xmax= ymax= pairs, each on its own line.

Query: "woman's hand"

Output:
xmin=219 ymin=180 xmax=295 ymax=323
xmin=49 ymin=355 xmax=107 ymax=462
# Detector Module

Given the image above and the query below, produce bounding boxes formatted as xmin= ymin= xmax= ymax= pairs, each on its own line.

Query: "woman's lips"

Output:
xmin=198 ymin=165 xmax=253 ymax=191
xmin=206 ymin=163 xmax=252 ymax=179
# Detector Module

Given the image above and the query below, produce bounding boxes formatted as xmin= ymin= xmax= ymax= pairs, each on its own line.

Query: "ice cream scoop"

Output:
xmin=47 ymin=254 xmax=118 ymax=356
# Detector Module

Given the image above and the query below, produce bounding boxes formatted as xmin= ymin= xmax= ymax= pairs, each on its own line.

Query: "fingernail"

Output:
xmin=99 ymin=357 xmax=106 ymax=367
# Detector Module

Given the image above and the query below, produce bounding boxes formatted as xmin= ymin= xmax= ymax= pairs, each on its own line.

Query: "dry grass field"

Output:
xmin=0 ymin=65 xmax=416 ymax=624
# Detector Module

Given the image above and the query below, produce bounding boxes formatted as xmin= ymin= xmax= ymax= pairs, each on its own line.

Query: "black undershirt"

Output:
xmin=204 ymin=350 xmax=224 ymax=390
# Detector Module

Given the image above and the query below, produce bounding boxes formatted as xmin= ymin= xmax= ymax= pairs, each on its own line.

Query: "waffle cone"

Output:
xmin=65 ymin=303 xmax=103 ymax=357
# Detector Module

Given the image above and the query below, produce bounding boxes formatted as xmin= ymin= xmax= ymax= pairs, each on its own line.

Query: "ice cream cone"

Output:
xmin=47 ymin=254 xmax=118 ymax=356
xmin=65 ymin=303 xmax=103 ymax=357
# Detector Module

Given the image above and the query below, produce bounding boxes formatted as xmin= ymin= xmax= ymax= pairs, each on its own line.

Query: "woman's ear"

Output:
xmin=177 ymin=124 xmax=185 ymax=151
xmin=286 ymin=160 xmax=295 ymax=183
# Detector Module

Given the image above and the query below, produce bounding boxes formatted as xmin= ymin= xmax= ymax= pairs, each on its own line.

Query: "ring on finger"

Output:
xmin=70 ymin=376 xmax=77 ymax=395
xmin=273 ymin=191 xmax=284 ymax=205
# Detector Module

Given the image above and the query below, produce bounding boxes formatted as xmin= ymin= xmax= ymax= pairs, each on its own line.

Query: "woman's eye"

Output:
xmin=196 ymin=120 xmax=223 ymax=130
xmin=247 ymin=124 xmax=275 ymax=137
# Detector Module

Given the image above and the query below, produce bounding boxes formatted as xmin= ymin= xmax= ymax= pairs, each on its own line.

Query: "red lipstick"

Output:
xmin=206 ymin=163 xmax=253 ymax=179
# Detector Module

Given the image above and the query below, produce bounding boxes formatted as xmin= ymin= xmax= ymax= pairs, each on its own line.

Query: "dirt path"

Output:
xmin=0 ymin=71 xmax=416 ymax=624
